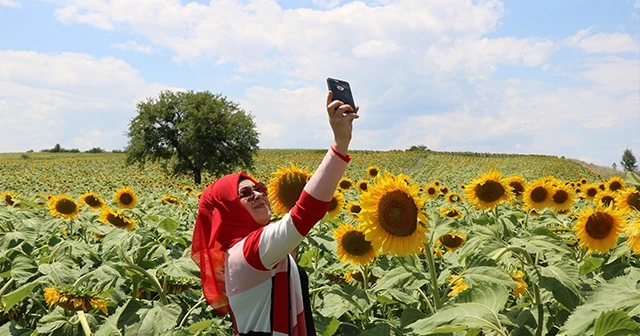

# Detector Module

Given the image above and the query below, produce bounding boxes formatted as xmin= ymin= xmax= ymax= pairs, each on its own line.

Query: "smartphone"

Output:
xmin=326 ymin=77 xmax=356 ymax=113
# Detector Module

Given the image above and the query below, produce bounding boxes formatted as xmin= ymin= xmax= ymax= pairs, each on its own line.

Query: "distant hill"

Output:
xmin=568 ymin=158 xmax=624 ymax=180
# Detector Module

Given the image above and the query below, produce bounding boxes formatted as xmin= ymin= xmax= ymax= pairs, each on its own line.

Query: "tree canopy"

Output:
xmin=620 ymin=149 xmax=638 ymax=172
xmin=126 ymin=90 xmax=260 ymax=184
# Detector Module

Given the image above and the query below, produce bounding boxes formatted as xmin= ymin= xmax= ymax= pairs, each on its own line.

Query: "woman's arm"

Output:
xmin=242 ymin=91 xmax=359 ymax=271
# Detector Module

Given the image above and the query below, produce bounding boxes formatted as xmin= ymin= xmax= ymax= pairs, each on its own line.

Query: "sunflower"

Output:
xmin=594 ymin=190 xmax=617 ymax=208
xmin=327 ymin=191 xmax=345 ymax=219
xmin=598 ymin=183 xmax=606 ymax=191
xmin=522 ymin=179 xmax=553 ymax=211
xmin=433 ymin=180 xmax=441 ymax=187
xmin=424 ymin=183 xmax=439 ymax=198
xmin=338 ymin=177 xmax=354 ymax=190
xmin=437 ymin=233 xmax=466 ymax=252
xmin=439 ymin=206 xmax=463 ymax=219
xmin=333 ymin=222 xmax=378 ymax=265
xmin=464 ymin=169 xmax=513 ymax=210
xmin=344 ymin=270 xmax=357 ymax=282
xmin=48 ymin=195 xmax=81 ymax=220
xmin=100 ymin=207 xmax=137 ymax=231
xmin=268 ymin=165 xmax=311 ymax=216
xmin=346 ymin=201 xmax=362 ymax=220
xmin=447 ymin=275 xmax=468 ymax=297
xmin=446 ymin=192 xmax=462 ymax=204
xmin=616 ymin=188 xmax=639 ymax=214
xmin=43 ymin=287 xmax=108 ymax=314
xmin=573 ymin=204 xmax=626 ymax=253
xmin=161 ymin=195 xmax=184 ymax=205
xmin=512 ymin=270 xmax=528 ymax=298
xmin=366 ymin=166 xmax=380 ymax=179
xmin=0 ymin=191 xmax=19 ymax=206
xmin=580 ymin=178 xmax=588 ymax=185
xmin=114 ymin=187 xmax=138 ymax=209
xmin=396 ymin=173 xmax=413 ymax=186
xmin=440 ymin=186 xmax=449 ymax=195
xmin=626 ymin=219 xmax=640 ymax=254
xmin=606 ymin=176 xmax=626 ymax=193
xmin=504 ymin=176 xmax=526 ymax=200
xmin=357 ymin=180 xmax=369 ymax=193
xmin=583 ymin=184 xmax=599 ymax=200
xmin=360 ymin=173 xmax=429 ymax=256
xmin=183 ymin=186 xmax=194 ymax=194
xmin=79 ymin=192 xmax=105 ymax=210
xmin=550 ymin=185 xmax=575 ymax=213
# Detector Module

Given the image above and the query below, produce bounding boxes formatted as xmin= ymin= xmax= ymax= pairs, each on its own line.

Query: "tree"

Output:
xmin=126 ymin=90 xmax=260 ymax=184
xmin=620 ymin=149 xmax=638 ymax=172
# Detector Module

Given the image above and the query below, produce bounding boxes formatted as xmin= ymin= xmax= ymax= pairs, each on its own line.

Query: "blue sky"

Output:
xmin=1 ymin=0 xmax=638 ymax=168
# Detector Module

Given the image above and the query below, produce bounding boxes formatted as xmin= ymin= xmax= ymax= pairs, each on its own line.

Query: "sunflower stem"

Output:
xmin=360 ymin=264 xmax=373 ymax=322
xmin=416 ymin=287 xmax=435 ymax=315
xmin=523 ymin=209 xmax=530 ymax=229
xmin=0 ymin=278 xmax=15 ymax=303
xmin=73 ymin=271 xmax=95 ymax=288
xmin=77 ymin=311 xmax=92 ymax=335
xmin=424 ymin=240 xmax=442 ymax=310
xmin=178 ymin=295 xmax=206 ymax=328
xmin=499 ymin=246 xmax=544 ymax=336
xmin=123 ymin=262 xmax=168 ymax=305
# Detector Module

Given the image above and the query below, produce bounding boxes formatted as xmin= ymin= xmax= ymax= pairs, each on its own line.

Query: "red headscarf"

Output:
xmin=191 ymin=172 xmax=263 ymax=314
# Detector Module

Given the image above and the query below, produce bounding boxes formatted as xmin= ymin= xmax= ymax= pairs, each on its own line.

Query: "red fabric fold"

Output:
xmin=191 ymin=172 xmax=262 ymax=315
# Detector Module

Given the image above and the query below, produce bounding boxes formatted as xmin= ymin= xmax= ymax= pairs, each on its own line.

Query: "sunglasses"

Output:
xmin=238 ymin=183 xmax=268 ymax=199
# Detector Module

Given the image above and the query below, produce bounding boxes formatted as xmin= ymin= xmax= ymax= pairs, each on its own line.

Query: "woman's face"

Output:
xmin=238 ymin=179 xmax=271 ymax=225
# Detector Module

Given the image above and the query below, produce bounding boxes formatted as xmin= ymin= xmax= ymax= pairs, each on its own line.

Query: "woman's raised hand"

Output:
xmin=326 ymin=91 xmax=359 ymax=155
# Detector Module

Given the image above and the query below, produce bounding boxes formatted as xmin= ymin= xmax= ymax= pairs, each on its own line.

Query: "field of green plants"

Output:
xmin=0 ymin=150 xmax=638 ymax=336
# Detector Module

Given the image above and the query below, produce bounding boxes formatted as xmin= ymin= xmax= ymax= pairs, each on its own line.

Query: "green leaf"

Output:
xmin=0 ymin=322 xmax=35 ymax=336
xmin=580 ymin=257 xmax=604 ymax=275
xmin=187 ymin=319 xmax=214 ymax=333
xmin=407 ymin=285 xmax=509 ymax=335
xmin=540 ymin=263 xmax=580 ymax=310
xmin=10 ymin=254 xmax=38 ymax=285
xmin=454 ymin=283 xmax=509 ymax=312
xmin=560 ymin=271 xmax=640 ymax=335
xmin=462 ymin=266 xmax=516 ymax=288
xmin=400 ymin=307 xmax=427 ymax=328
xmin=36 ymin=306 xmax=71 ymax=333
xmin=593 ymin=310 xmax=640 ymax=336
xmin=117 ymin=299 xmax=182 ymax=336
xmin=158 ymin=217 xmax=179 ymax=234
xmin=317 ymin=293 xmax=350 ymax=318
xmin=407 ymin=302 xmax=506 ymax=334
xmin=372 ymin=265 xmax=426 ymax=292
xmin=1 ymin=281 xmax=40 ymax=311
xmin=321 ymin=317 xmax=341 ymax=336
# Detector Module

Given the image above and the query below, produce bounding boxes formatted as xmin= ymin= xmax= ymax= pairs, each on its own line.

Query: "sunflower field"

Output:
xmin=0 ymin=150 xmax=639 ymax=336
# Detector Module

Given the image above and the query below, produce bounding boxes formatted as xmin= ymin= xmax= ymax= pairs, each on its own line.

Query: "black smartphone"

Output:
xmin=326 ymin=77 xmax=356 ymax=113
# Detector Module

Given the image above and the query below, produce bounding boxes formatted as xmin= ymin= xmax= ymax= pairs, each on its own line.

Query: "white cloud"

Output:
xmin=238 ymin=86 xmax=329 ymax=148
xmin=427 ymin=37 xmax=556 ymax=77
xmin=45 ymin=0 xmax=510 ymax=75
xmin=0 ymin=0 xmax=20 ymax=8
xmin=110 ymin=40 xmax=154 ymax=54
xmin=352 ymin=40 xmax=404 ymax=58
xmin=567 ymin=28 xmax=638 ymax=53
xmin=635 ymin=0 xmax=640 ymax=9
xmin=0 ymin=51 xmax=173 ymax=152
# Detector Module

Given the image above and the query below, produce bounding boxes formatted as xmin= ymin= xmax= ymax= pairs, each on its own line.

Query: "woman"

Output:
xmin=191 ymin=91 xmax=359 ymax=336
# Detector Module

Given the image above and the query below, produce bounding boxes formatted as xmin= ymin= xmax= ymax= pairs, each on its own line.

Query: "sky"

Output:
xmin=1 ymin=0 xmax=639 ymax=167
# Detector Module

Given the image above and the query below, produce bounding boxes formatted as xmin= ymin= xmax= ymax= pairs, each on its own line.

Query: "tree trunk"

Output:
xmin=193 ymin=168 xmax=202 ymax=185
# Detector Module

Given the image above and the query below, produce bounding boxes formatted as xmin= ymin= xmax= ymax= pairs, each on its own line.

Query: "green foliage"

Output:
xmin=620 ymin=149 xmax=638 ymax=172
xmin=40 ymin=143 xmax=81 ymax=153
xmin=126 ymin=90 xmax=260 ymax=184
